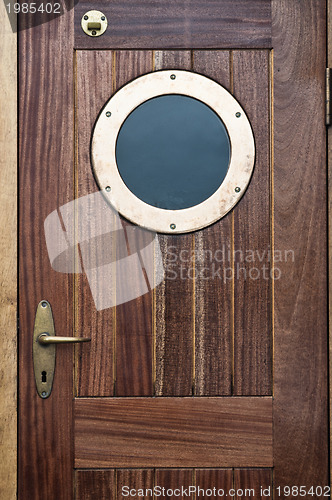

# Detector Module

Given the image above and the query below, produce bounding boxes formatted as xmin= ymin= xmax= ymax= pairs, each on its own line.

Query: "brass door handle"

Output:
xmin=33 ymin=300 xmax=91 ymax=399
xmin=38 ymin=333 xmax=91 ymax=345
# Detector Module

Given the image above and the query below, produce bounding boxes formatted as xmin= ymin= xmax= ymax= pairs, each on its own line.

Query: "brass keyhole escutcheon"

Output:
xmin=81 ymin=10 xmax=108 ymax=37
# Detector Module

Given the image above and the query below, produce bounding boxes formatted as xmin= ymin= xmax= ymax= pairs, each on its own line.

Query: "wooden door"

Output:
xmin=19 ymin=1 xmax=329 ymax=499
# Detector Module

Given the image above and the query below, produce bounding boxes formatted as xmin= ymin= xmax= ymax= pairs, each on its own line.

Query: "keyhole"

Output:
xmin=41 ymin=371 xmax=47 ymax=383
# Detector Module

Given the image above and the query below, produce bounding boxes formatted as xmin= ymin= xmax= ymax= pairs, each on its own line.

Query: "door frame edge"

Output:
xmin=328 ymin=0 xmax=332 ymax=490
xmin=0 ymin=2 xmax=17 ymax=500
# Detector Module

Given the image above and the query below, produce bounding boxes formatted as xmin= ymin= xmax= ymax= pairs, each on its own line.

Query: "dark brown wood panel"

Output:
xmin=113 ymin=50 xmax=153 ymax=90
xmin=272 ymin=0 xmax=329 ymax=489
xmin=155 ymin=470 xmax=193 ymax=500
xmin=19 ymin=10 xmax=74 ymax=500
xmin=75 ymin=397 xmax=273 ymax=468
xmin=113 ymin=51 xmax=154 ymax=396
xmin=195 ymin=469 xmax=233 ymax=498
xmin=76 ymin=470 xmax=115 ymax=500
xmin=234 ymin=469 xmax=272 ymax=499
xmin=76 ymin=50 xmax=115 ymax=397
xmin=192 ymin=51 xmax=233 ymax=396
xmin=74 ymin=0 xmax=272 ymax=50
xmin=154 ymin=51 xmax=194 ymax=396
xmin=232 ymin=50 xmax=272 ymax=396
xmin=329 ymin=0 xmax=332 ymax=486
xmin=117 ymin=470 xmax=154 ymax=500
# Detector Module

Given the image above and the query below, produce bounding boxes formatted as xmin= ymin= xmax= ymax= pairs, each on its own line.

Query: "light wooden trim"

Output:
xmin=0 ymin=3 xmax=17 ymax=500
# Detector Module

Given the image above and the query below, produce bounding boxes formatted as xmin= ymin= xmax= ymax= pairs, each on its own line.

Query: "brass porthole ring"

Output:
xmin=91 ymin=70 xmax=255 ymax=234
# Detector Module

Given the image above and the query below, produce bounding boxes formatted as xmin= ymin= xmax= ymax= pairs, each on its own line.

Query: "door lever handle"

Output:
xmin=33 ymin=300 xmax=91 ymax=399
xmin=38 ymin=333 xmax=91 ymax=345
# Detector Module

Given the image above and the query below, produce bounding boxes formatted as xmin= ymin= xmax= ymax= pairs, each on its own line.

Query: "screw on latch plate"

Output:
xmin=81 ymin=10 xmax=108 ymax=37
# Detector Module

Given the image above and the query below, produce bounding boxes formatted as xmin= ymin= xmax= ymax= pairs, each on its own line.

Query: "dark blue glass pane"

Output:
xmin=115 ymin=95 xmax=230 ymax=210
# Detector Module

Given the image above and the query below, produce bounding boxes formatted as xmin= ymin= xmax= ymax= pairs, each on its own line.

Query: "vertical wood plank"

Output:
xmin=0 ymin=2 xmax=17 ymax=499
xmin=117 ymin=469 xmax=154 ymax=500
xmin=232 ymin=50 xmax=272 ymax=396
xmin=154 ymin=51 xmax=194 ymax=396
xmin=234 ymin=469 xmax=272 ymax=499
xmin=328 ymin=0 xmax=332 ymax=489
xmin=192 ymin=51 xmax=233 ymax=396
xmin=19 ymin=9 xmax=74 ymax=500
xmin=155 ymin=469 xmax=193 ymax=499
xmin=76 ymin=51 xmax=115 ymax=397
xmin=195 ymin=469 xmax=233 ymax=498
xmin=114 ymin=51 xmax=154 ymax=396
xmin=273 ymin=0 xmax=329 ymax=489
xmin=76 ymin=470 xmax=115 ymax=500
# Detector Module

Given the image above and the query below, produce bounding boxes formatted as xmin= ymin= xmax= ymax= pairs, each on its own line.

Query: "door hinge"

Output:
xmin=326 ymin=68 xmax=331 ymax=126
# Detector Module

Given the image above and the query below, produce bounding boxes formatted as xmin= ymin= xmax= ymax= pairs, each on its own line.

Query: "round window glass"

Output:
xmin=115 ymin=95 xmax=231 ymax=210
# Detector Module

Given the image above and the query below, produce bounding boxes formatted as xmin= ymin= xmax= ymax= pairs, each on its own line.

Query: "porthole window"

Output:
xmin=91 ymin=70 xmax=255 ymax=233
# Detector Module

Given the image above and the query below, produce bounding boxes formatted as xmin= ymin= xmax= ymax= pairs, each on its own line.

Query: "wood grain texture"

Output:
xmin=234 ymin=469 xmax=272 ymax=499
xmin=192 ymin=51 xmax=233 ymax=396
xmin=76 ymin=51 xmax=115 ymax=397
xmin=328 ymin=0 xmax=332 ymax=489
xmin=76 ymin=470 xmax=115 ymax=500
xmin=75 ymin=397 xmax=273 ymax=468
xmin=117 ymin=469 xmax=154 ymax=500
xmin=155 ymin=470 xmax=193 ymax=499
xmin=113 ymin=51 xmax=154 ymax=396
xmin=0 ymin=2 xmax=17 ymax=499
xmin=232 ymin=50 xmax=272 ymax=396
xmin=76 ymin=51 xmax=155 ymax=397
xmin=272 ymin=0 xmax=329 ymax=490
xmin=154 ymin=51 xmax=194 ymax=396
xmin=19 ymin=7 xmax=75 ymax=500
xmin=195 ymin=469 xmax=233 ymax=498
xmin=74 ymin=0 xmax=272 ymax=50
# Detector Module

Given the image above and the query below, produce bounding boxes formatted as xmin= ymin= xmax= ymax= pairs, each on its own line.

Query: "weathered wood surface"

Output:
xmin=18 ymin=0 xmax=330 ymax=494
xmin=272 ymin=0 xmax=329 ymax=490
xmin=0 ymin=2 xmax=17 ymax=499
xmin=232 ymin=50 xmax=272 ymax=395
xmin=113 ymin=51 xmax=154 ymax=397
xmin=193 ymin=51 xmax=233 ymax=397
xmin=19 ymin=10 xmax=75 ymax=500
xmin=117 ymin=469 xmax=154 ymax=500
xmin=154 ymin=51 xmax=194 ymax=396
xmin=234 ymin=469 xmax=272 ymax=499
xmin=76 ymin=470 xmax=115 ymax=500
xmin=74 ymin=0 xmax=272 ymax=50
xmin=75 ymin=468 xmax=272 ymax=499
xmin=195 ymin=469 xmax=233 ymax=499
xmin=328 ymin=0 xmax=332 ymax=488
xmin=75 ymin=49 xmax=272 ymax=399
xmin=76 ymin=50 xmax=115 ymax=397
xmin=156 ymin=470 xmax=193 ymax=499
